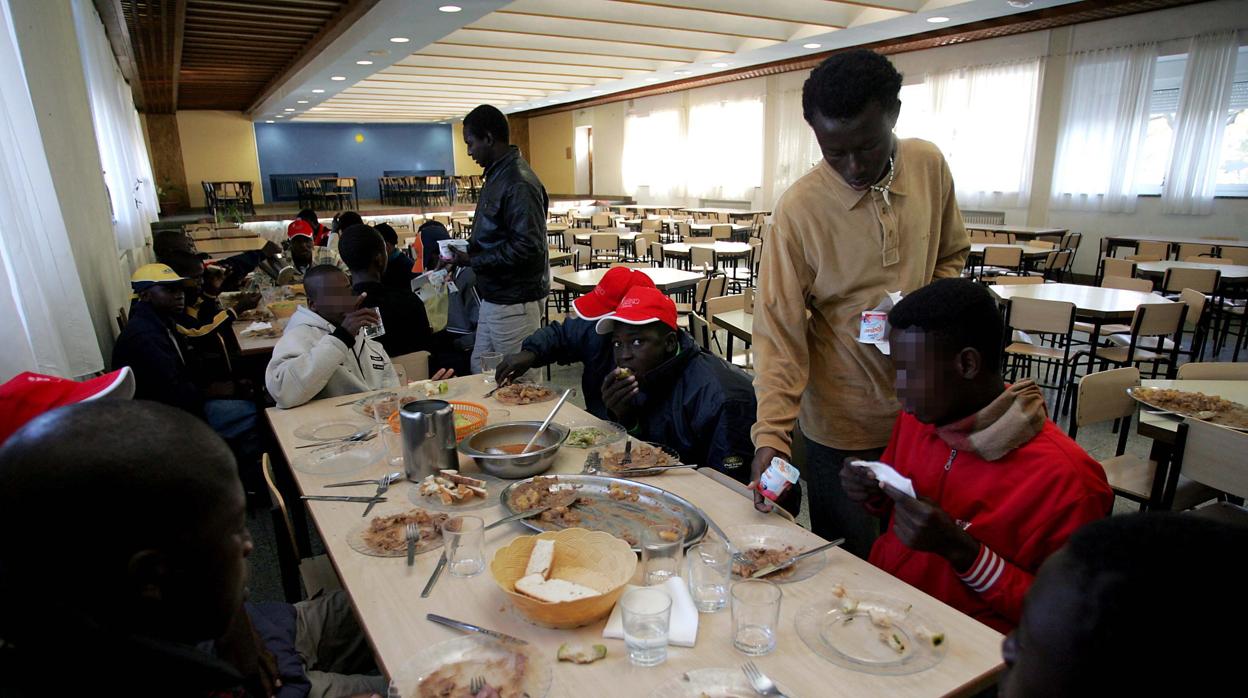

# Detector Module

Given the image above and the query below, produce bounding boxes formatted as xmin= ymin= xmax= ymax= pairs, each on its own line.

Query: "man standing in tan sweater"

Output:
xmin=750 ymin=50 xmax=969 ymax=558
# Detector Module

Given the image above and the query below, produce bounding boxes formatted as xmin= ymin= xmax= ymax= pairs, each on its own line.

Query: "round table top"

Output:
xmin=988 ymin=282 xmax=1170 ymax=317
xmin=1134 ymin=259 xmax=1248 ymax=281
xmin=662 ymin=241 xmax=751 ymax=255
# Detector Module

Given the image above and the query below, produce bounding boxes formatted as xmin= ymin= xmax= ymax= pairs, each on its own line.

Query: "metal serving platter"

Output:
xmin=498 ymin=474 xmax=708 ymax=552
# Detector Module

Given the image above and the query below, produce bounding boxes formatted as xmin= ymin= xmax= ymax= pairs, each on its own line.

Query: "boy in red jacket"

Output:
xmin=840 ymin=279 xmax=1112 ymax=633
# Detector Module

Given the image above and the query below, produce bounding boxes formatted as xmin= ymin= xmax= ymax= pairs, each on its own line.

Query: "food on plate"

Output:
xmin=830 ymin=583 xmax=848 ymax=599
xmin=358 ymin=392 xmax=398 ymax=419
xmin=556 ymin=643 xmax=607 ymax=664
xmin=600 ymin=442 xmax=674 ymax=472
xmin=1132 ymin=387 xmax=1248 ymax=429
xmin=506 ymin=476 xmax=685 ymax=547
xmin=525 ymin=538 xmax=555 ymax=578
xmin=413 ymin=379 xmax=450 ymax=397
xmin=880 ymin=631 xmax=907 ymax=654
xmin=493 ymin=383 xmax=556 ymax=406
xmin=514 ymin=574 xmax=601 ymax=603
xmin=417 ymin=471 xmax=488 ymax=505
xmin=417 ymin=654 xmax=529 ymax=698
xmin=241 ymin=326 xmax=281 ymax=338
xmin=360 ymin=509 xmax=447 ymax=555
xmin=236 ymin=308 xmax=273 ymax=321
xmin=731 ymin=545 xmax=798 ymax=579
xmin=915 ymin=625 xmax=946 ymax=648
xmin=566 ymin=427 xmax=614 ymax=449
xmin=607 ymin=482 xmax=641 ymax=502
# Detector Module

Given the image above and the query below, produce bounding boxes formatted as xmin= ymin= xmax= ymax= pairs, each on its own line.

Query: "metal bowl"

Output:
xmin=457 ymin=421 xmax=569 ymax=479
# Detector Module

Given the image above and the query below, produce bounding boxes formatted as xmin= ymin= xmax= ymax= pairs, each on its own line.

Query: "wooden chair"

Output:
xmin=1101 ymin=257 xmax=1137 ymax=281
xmin=1174 ymin=288 xmax=1211 ymax=363
xmin=650 ymin=241 xmax=665 ymax=267
xmin=1176 ymin=243 xmax=1215 ymax=260
xmin=709 ymin=224 xmax=733 ymax=240
xmin=640 ymin=219 xmax=662 ymax=232
xmin=1220 ymin=246 xmax=1248 ymax=265
xmin=675 ymin=273 xmax=726 ymax=320
xmin=975 ymin=246 xmax=1025 ymax=281
xmin=688 ymin=312 xmax=712 ymax=351
xmin=262 ymin=454 xmax=341 ymax=602
xmin=571 ymin=244 xmax=592 ymax=271
xmin=1095 ymin=302 xmax=1189 ymax=378
xmin=1185 ymin=255 xmax=1232 ymax=264
xmin=633 ymin=237 xmax=650 ymax=263
xmin=969 ymin=230 xmax=994 ymax=244
xmin=1177 ymin=361 xmax=1248 ymax=380
xmin=561 ymin=229 xmax=577 ymax=253
xmin=391 ymin=351 xmax=431 ymax=385
xmin=1126 ymin=240 xmax=1170 ymax=262
xmin=591 ymin=212 xmax=612 ymax=229
xmin=590 ymin=232 xmax=620 ymax=267
xmin=116 ymin=306 xmax=128 ymax=333
xmin=705 ymin=293 xmax=750 ymax=367
xmin=1042 ymin=249 xmax=1072 ymax=282
xmin=991 ymin=276 xmax=1045 ymax=285
xmin=1004 ymin=297 xmax=1077 ymax=412
xmin=690 ymin=245 xmax=717 ymax=274
xmin=673 ymin=221 xmax=692 ymax=242
xmin=1102 ymin=276 xmax=1154 ymax=293
xmin=1165 ymin=420 xmax=1247 ymax=522
xmin=547 ymin=264 xmax=575 ymax=318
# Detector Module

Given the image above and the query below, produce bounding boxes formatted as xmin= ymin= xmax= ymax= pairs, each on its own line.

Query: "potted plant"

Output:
xmin=157 ymin=179 xmax=185 ymax=216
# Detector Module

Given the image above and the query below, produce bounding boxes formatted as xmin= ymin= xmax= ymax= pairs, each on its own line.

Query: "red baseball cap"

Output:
xmin=594 ymin=286 xmax=678 ymax=334
xmin=573 ymin=267 xmax=658 ymax=321
xmin=287 ymin=219 xmax=315 ymax=240
xmin=0 ymin=368 xmax=135 ymax=444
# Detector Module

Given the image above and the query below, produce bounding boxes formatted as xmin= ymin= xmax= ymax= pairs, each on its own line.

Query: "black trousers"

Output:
xmin=802 ymin=435 xmax=885 ymax=560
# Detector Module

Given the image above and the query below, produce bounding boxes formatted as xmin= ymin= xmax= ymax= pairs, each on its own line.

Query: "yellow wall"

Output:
xmin=452 ymin=122 xmax=483 ymax=176
xmin=528 ymin=111 xmax=575 ymax=195
xmin=177 ymin=110 xmax=265 ymax=207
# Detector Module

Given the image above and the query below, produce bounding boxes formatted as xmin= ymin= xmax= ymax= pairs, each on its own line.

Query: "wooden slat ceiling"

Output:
xmin=302 ymin=0 xmax=937 ymax=122
xmin=121 ymin=0 xmax=364 ymax=113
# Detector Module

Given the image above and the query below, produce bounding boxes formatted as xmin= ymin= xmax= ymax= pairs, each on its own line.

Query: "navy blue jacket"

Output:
xmin=521 ymin=317 xmax=612 ymax=419
xmin=111 ymin=301 xmax=206 ymax=416
xmin=623 ymin=331 xmax=758 ymax=484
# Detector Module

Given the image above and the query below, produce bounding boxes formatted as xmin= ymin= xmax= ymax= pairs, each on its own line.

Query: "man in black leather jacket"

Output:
xmin=449 ymin=104 xmax=549 ymax=373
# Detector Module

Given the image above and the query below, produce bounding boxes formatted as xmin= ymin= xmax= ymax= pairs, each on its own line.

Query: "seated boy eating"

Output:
xmin=840 ymin=278 xmax=1112 ymax=633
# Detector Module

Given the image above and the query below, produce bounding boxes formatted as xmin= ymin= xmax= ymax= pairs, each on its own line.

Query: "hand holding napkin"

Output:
xmin=850 ymin=460 xmax=916 ymax=498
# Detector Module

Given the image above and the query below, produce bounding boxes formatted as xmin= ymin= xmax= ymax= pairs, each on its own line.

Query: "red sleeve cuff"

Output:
xmin=957 ymin=544 xmax=1005 ymax=594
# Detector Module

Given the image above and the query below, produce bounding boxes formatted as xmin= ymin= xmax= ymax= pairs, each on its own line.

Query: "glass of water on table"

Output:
xmin=732 ymin=579 xmax=781 ymax=655
xmin=641 ymin=524 xmax=683 ymax=586
xmin=687 ymin=539 xmax=731 ymax=612
xmin=620 ymin=586 xmax=672 ymax=667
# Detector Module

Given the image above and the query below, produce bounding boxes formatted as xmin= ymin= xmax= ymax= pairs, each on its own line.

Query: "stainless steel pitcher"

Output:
xmin=399 ymin=399 xmax=457 ymax=481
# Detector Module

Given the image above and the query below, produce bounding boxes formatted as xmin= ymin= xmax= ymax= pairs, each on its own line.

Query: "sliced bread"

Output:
xmin=524 ymin=538 xmax=555 ymax=579
xmin=514 ymin=574 xmax=602 ymax=603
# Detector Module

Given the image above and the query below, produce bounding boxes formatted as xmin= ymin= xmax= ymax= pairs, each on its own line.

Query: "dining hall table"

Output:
xmin=1133 ymin=259 xmax=1248 ymax=284
xmin=265 ymin=374 xmax=1005 ymax=697
xmin=1100 ymin=233 xmax=1247 ymax=258
xmin=711 ymin=307 xmax=753 ymax=361
xmin=553 ymin=266 xmax=704 ymax=295
xmin=968 ymin=242 xmax=1055 ymax=261
xmin=196 ymin=236 xmax=266 ymax=255
xmin=964 ymin=224 xmax=1067 ymax=242
xmin=231 ymin=319 xmax=281 ymax=356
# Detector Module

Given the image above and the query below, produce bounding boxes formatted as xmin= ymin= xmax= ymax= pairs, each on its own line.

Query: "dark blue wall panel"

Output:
xmin=255 ymin=122 xmax=454 ymax=203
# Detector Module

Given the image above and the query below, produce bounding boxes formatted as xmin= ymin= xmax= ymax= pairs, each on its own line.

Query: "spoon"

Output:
xmin=487 ymin=389 xmax=572 ymax=455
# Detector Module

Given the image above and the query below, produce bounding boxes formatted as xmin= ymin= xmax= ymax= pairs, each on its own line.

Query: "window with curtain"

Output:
xmin=1050 ymin=44 xmax=1157 ymax=212
xmin=895 ymin=59 xmax=1042 ymax=209
xmin=770 ymin=86 xmax=822 ymax=206
xmin=685 ymin=97 xmax=764 ymax=201
xmin=622 ymin=107 xmax=686 ymax=202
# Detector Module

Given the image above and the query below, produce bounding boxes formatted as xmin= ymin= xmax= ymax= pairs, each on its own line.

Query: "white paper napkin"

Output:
xmin=602 ymin=576 xmax=699 ymax=647
xmin=243 ymin=321 xmax=272 ymax=332
xmin=851 ymin=460 xmax=917 ymax=498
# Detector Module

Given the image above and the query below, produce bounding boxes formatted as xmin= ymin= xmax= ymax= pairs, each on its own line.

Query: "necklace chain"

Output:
xmin=869 ymin=156 xmax=896 ymax=206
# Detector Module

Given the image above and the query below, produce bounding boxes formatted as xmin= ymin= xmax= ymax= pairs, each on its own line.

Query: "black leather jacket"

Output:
xmin=468 ymin=146 xmax=550 ymax=305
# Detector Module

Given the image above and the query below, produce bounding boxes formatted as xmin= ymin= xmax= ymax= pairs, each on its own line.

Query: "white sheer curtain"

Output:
xmin=1050 ymin=44 xmax=1157 ymax=212
xmin=1162 ymin=31 xmax=1239 ymax=215
xmin=686 ymin=84 xmax=764 ymax=202
xmin=0 ymin=0 xmax=103 ymax=380
xmin=770 ymin=85 xmax=821 ymax=206
xmin=895 ymin=59 xmax=1042 ymax=209
xmin=71 ymin=0 xmax=158 ymax=251
xmin=622 ymin=106 xmax=687 ymax=202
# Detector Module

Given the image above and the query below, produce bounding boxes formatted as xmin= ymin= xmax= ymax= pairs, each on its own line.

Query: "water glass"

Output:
xmin=686 ymin=540 xmax=731 ymax=613
xmin=479 ymin=351 xmax=503 ymax=383
xmin=620 ymin=587 xmax=672 ymax=667
xmin=368 ymin=393 xmax=399 ymax=426
xmin=641 ymin=524 xmax=683 ymax=586
xmin=362 ymin=313 xmax=386 ymax=340
xmin=442 ymin=515 xmax=485 ymax=577
xmin=731 ymin=579 xmax=781 ymax=655
xmin=382 ymin=424 xmax=404 ymax=471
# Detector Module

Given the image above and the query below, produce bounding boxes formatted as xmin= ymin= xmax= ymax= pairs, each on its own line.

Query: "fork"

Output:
xmin=362 ymin=475 xmax=391 ymax=517
xmin=742 ymin=661 xmax=789 ymax=698
xmin=295 ymin=427 xmax=376 ymax=448
xmin=469 ymin=676 xmax=486 ymax=694
xmin=405 ymin=523 xmax=418 ymax=567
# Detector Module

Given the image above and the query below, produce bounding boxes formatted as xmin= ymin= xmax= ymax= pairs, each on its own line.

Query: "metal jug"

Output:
xmin=399 ymin=399 xmax=457 ymax=481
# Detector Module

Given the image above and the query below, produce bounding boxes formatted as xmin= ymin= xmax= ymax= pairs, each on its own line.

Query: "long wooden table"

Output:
xmin=553 ymin=267 xmax=704 ymax=295
xmin=968 ymin=243 xmax=1054 ymax=260
xmin=232 ymin=319 xmax=281 ymax=356
xmin=265 ymin=376 xmax=1005 ymax=696
xmin=197 ymin=236 xmax=265 ymax=255
xmin=1101 ymin=233 xmax=1247 ymax=258
xmin=964 ymin=224 xmax=1067 ymax=242
xmin=1134 ymin=260 xmax=1248 ymax=283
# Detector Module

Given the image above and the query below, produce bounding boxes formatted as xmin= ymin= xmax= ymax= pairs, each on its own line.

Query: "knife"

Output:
xmin=421 ymin=507 xmax=552 ymax=598
xmin=749 ymin=538 xmax=846 ymax=579
xmin=301 ymin=495 xmax=388 ymax=503
xmin=426 ymin=613 xmax=528 ymax=645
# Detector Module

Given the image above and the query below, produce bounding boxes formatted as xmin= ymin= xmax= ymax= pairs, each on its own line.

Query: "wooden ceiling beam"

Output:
xmin=92 ymin=0 xmax=144 ymax=110
xmin=172 ymin=0 xmax=186 ymax=110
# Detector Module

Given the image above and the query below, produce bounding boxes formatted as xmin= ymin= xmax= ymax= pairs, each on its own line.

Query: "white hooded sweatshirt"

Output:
xmin=266 ymin=306 xmax=398 ymax=408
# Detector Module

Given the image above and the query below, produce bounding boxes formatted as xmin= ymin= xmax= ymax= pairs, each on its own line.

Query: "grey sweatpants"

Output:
xmin=471 ymin=299 xmax=542 ymax=373
xmin=295 ymin=590 xmax=388 ymax=698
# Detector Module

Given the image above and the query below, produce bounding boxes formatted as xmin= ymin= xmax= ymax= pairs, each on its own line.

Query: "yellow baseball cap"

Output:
xmin=130 ymin=263 xmax=186 ymax=291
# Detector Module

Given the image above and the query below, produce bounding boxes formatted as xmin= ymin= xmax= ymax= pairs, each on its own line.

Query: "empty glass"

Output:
xmin=479 ymin=351 xmax=503 ymax=383
xmin=731 ymin=579 xmax=781 ymax=655
xmin=362 ymin=312 xmax=386 ymax=340
xmin=686 ymin=540 xmax=731 ymax=613
xmin=442 ymin=515 xmax=485 ymax=577
xmin=641 ymin=524 xmax=683 ymax=586
xmin=620 ymin=587 xmax=672 ymax=667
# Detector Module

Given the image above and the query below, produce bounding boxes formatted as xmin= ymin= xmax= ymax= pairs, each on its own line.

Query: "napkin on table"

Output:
xmin=851 ymin=460 xmax=916 ymax=498
xmin=602 ymin=576 xmax=699 ymax=647
xmin=243 ymin=321 xmax=272 ymax=333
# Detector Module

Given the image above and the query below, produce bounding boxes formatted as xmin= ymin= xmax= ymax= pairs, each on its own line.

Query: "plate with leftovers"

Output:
xmin=796 ymin=588 xmax=948 ymax=676
xmin=408 ymin=470 xmax=502 ymax=512
xmin=725 ymin=524 xmax=829 ymax=584
xmin=349 ymin=392 xmax=400 ymax=420
xmin=493 ymin=382 xmax=558 ymax=406
xmin=293 ymin=419 xmax=373 ymax=442
xmin=592 ymin=440 xmax=683 ymax=477
xmin=648 ymin=668 xmax=785 ymax=698
xmin=563 ymin=422 xmax=627 ymax=449
xmin=1127 ymin=387 xmax=1248 ymax=430
xmin=388 ymin=635 xmax=551 ymax=698
xmin=499 ymin=474 xmax=707 ymax=551
xmin=347 ymin=508 xmax=448 ymax=558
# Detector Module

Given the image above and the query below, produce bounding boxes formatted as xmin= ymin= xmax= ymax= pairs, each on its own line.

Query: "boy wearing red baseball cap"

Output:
xmin=494 ymin=267 xmax=655 ymax=419
xmin=245 ymin=219 xmax=348 ymax=293
xmin=595 ymin=286 xmax=757 ymax=483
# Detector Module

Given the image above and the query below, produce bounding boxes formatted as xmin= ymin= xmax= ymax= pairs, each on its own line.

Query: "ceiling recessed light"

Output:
xmin=438 ymin=5 xmax=462 ymax=12
xmin=927 ymin=16 xmax=950 ymax=23
xmin=389 ymin=37 xmax=410 ymax=43
xmin=296 ymin=100 xmax=309 ymax=104
xmin=265 ymin=120 xmax=275 ymax=123
xmin=284 ymin=108 xmax=295 ymax=112
xmin=803 ymin=43 xmax=822 ymax=49
xmin=312 ymin=88 xmax=325 ymax=93
xmin=712 ymin=62 xmax=729 ymax=68
xmin=356 ymin=60 xmax=373 ymax=65
xmin=331 ymin=76 xmax=346 ymax=81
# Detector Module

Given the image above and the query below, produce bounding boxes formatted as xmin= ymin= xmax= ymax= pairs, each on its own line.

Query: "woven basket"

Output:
xmin=266 ymin=300 xmax=301 ymax=319
xmin=386 ymin=400 xmax=488 ymax=443
xmin=490 ymin=528 xmax=636 ymax=629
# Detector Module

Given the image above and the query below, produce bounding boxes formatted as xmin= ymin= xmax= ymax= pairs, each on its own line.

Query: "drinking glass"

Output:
xmin=620 ymin=587 xmax=672 ymax=667
xmin=479 ymin=351 xmax=503 ymax=383
xmin=362 ymin=313 xmax=386 ymax=340
xmin=731 ymin=579 xmax=781 ymax=655
xmin=442 ymin=515 xmax=485 ymax=577
xmin=641 ymin=524 xmax=683 ymax=586
xmin=686 ymin=540 xmax=731 ymax=613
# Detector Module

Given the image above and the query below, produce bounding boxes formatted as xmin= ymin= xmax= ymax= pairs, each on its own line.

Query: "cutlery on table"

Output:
xmin=295 ymin=428 xmax=376 ymax=448
xmin=420 ymin=506 xmax=552 ymax=597
xmin=325 ymin=471 xmax=402 ymax=489
xmin=301 ymin=495 xmax=387 ymax=503
xmin=362 ymin=475 xmax=391 ymax=517
xmin=519 ymin=389 xmax=572 ymax=454
xmin=621 ymin=439 xmax=633 ymax=467
xmin=427 ymin=613 xmax=528 ymax=645
xmin=481 ymin=378 xmax=511 ymax=399
xmin=742 ymin=661 xmax=789 ymax=698
xmin=405 ymin=523 xmax=418 ymax=567
xmin=749 ymin=538 xmax=846 ymax=579
xmin=469 ymin=677 xmax=486 ymax=694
